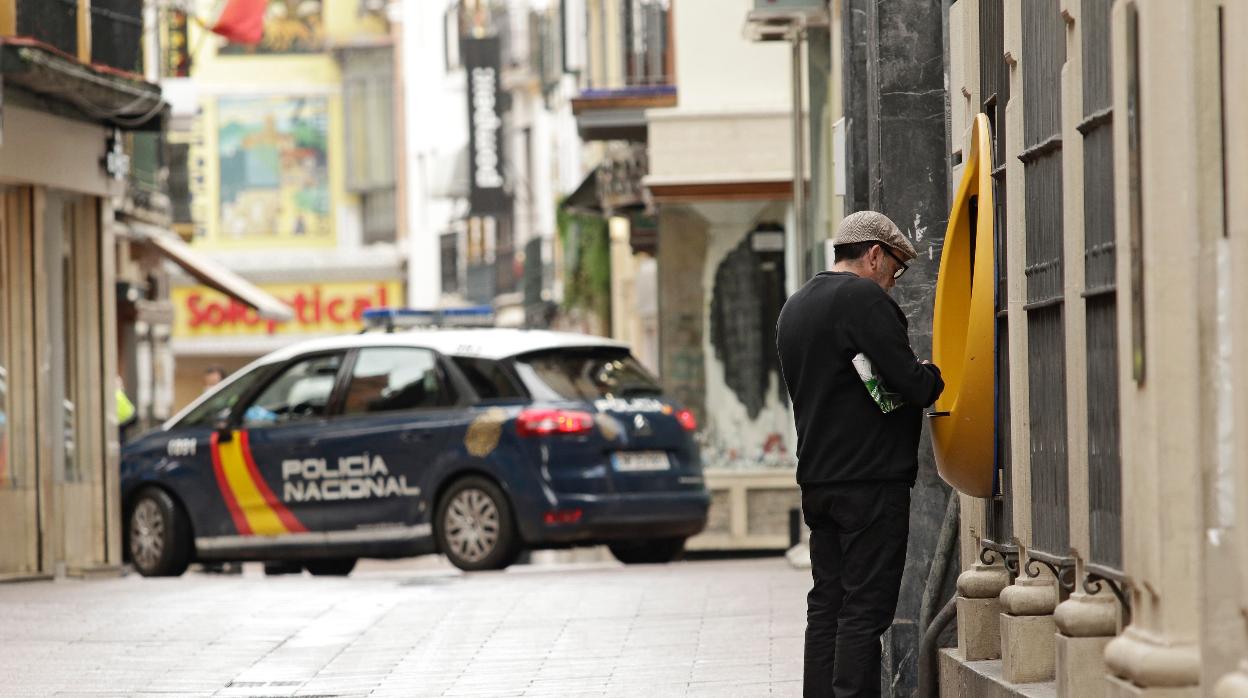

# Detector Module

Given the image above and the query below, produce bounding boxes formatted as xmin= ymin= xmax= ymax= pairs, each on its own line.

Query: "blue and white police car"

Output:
xmin=120 ymin=308 xmax=709 ymax=576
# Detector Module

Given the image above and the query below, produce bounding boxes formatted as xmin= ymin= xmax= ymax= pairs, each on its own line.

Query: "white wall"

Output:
xmin=399 ymin=0 xmax=467 ymax=307
xmin=672 ymin=0 xmax=792 ymax=112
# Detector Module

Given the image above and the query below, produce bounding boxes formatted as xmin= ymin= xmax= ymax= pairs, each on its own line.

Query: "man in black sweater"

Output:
xmin=776 ymin=210 xmax=944 ymax=697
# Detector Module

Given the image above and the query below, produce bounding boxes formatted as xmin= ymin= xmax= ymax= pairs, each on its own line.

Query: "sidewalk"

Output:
xmin=0 ymin=555 xmax=807 ymax=697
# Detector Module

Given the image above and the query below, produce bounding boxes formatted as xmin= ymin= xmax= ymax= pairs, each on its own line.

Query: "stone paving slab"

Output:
xmin=0 ymin=554 xmax=807 ymax=697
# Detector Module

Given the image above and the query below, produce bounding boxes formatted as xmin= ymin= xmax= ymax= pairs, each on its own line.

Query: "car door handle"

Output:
xmin=401 ymin=431 xmax=433 ymax=443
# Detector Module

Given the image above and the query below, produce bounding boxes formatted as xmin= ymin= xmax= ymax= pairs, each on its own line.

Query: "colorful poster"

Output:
xmin=219 ymin=0 xmax=324 ymax=54
xmin=217 ymin=95 xmax=331 ymax=243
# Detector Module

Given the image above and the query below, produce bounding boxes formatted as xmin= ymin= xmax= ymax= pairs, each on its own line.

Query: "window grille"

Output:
xmin=1021 ymin=0 xmax=1069 ymax=557
xmin=16 ymin=0 xmax=77 ymax=58
xmin=980 ymin=0 xmax=1013 ymax=544
xmin=342 ymin=49 xmax=396 ymax=194
xmin=1080 ymin=0 xmax=1123 ymax=571
xmin=90 ymin=0 xmax=143 ymax=74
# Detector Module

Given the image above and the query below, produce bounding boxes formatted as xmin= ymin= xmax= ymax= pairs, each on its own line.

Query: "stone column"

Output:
xmin=994 ymin=0 xmax=1059 ymax=683
xmin=1214 ymin=0 xmax=1248 ymax=695
xmin=1051 ymin=1 xmax=1122 ymax=695
xmin=1102 ymin=0 xmax=1219 ymax=694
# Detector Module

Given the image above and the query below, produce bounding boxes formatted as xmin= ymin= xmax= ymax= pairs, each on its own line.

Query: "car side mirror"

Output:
xmin=213 ymin=418 xmax=233 ymax=442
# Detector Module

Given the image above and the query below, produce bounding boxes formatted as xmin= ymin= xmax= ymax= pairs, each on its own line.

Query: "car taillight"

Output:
xmin=516 ymin=408 xmax=595 ymax=437
xmin=675 ymin=408 xmax=698 ymax=431
xmin=543 ymin=509 xmax=583 ymax=525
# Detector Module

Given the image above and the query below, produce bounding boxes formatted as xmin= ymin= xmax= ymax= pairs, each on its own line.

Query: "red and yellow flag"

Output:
xmin=211 ymin=0 xmax=268 ymax=45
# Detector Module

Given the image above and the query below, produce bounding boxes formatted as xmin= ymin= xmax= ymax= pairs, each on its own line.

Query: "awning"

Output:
xmin=560 ymin=166 xmax=603 ymax=215
xmin=126 ymin=222 xmax=294 ymax=322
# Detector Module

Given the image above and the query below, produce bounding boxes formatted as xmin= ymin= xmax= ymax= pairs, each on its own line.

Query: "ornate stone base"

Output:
xmin=1105 ymin=627 xmax=1201 ymax=691
xmin=956 ymin=562 xmax=1011 ymax=661
xmin=1056 ymin=634 xmax=1112 ymax=697
xmin=959 ymin=596 xmax=1004 ymax=660
xmin=1106 ymin=674 xmax=1200 ymax=697
xmin=1215 ymin=665 xmax=1248 ymax=697
xmin=1001 ymin=613 xmax=1056 ymax=684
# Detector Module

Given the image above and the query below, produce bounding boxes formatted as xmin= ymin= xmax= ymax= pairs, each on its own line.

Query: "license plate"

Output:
xmin=611 ymin=451 xmax=671 ymax=472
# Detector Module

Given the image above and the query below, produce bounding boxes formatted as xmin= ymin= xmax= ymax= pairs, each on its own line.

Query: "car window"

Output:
xmin=178 ymin=368 xmax=268 ymax=428
xmin=513 ymin=349 xmax=661 ymax=402
xmin=342 ymin=347 xmax=456 ymax=415
xmin=451 ymin=356 xmax=526 ymax=401
xmin=242 ymin=354 xmax=343 ymax=427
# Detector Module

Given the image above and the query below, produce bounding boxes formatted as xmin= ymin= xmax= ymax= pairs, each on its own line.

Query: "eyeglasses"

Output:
xmin=881 ymin=246 xmax=909 ymax=280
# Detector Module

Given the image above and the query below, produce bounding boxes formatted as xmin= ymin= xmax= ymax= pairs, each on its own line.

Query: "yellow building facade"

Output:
xmin=168 ymin=0 xmax=401 ymax=409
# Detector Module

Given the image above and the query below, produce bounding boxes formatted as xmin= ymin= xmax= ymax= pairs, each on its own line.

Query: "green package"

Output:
xmin=852 ymin=352 xmax=903 ymax=413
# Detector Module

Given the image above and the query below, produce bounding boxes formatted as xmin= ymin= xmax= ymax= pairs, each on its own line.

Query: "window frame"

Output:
xmin=231 ymin=350 xmax=351 ymax=429
xmin=450 ymin=355 xmax=531 ymax=406
xmin=330 ymin=345 xmax=474 ymax=418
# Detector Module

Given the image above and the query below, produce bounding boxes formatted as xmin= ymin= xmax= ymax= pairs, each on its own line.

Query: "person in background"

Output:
xmin=116 ymin=376 xmax=136 ymax=444
xmin=203 ymin=366 xmax=226 ymax=390
xmin=776 ymin=211 xmax=945 ymax=697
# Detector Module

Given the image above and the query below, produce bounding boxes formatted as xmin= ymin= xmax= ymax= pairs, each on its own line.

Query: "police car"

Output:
xmin=120 ymin=307 xmax=709 ymax=577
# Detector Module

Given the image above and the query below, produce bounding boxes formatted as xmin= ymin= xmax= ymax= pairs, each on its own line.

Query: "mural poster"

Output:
xmin=217 ymin=95 xmax=332 ymax=244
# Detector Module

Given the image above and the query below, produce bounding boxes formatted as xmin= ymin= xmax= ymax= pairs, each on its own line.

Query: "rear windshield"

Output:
xmin=513 ymin=349 xmax=661 ymax=402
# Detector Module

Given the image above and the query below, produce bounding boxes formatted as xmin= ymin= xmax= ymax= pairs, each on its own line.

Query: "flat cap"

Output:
xmin=833 ymin=210 xmax=918 ymax=262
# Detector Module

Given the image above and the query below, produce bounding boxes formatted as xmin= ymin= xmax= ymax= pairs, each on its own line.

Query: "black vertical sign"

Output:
xmin=464 ymin=37 xmax=509 ymax=215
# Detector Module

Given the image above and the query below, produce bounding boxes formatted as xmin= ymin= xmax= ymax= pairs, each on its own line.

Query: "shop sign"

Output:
xmin=172 ymin=281 xmax=403 ymax=338
xmin=463 ymin=37 xmax=509 ymax=215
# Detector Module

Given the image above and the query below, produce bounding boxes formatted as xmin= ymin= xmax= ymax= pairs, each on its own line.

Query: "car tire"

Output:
xmin=436 ymin=476 xmax=521 ymax=572
xmin=303 ymin=558 xmax=358 ymax=576
xmin=607 ymin=537 xmax=687 ymax=564
xmin=127 ymin=488 xmax=193 ymax=577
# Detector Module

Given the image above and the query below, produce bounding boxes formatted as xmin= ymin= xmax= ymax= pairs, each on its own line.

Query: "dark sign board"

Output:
xmin=464 ymin=37 xmax=509 ymax=215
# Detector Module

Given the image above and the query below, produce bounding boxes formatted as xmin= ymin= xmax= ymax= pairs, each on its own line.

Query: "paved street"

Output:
xmin=0 ymin=553 xmax=806 ymax=697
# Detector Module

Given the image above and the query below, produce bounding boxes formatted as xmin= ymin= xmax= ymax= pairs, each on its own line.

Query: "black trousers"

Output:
xmin=802 ymin=482 xmax=911 ymax=698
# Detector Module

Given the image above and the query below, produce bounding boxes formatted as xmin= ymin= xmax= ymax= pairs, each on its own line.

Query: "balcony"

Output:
xmin=572 ymin=0 xmax=675 ymax=141
xmin=0 ymin=0 xmax=162 ymax=129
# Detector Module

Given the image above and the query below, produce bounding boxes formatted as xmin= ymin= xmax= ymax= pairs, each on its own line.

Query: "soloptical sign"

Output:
xmin=172 ymin=280 xmax=403 ymax=337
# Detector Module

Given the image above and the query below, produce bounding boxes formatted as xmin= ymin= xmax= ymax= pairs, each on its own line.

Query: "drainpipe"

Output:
xmin=790 ymin=32 xmax=808 ymax=281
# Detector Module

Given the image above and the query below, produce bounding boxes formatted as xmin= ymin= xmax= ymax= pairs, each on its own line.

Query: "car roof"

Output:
xmin=162 ymin=328 xmax=630 ymax=431
xmin=255 ymin=328 xmax=630 ymax=365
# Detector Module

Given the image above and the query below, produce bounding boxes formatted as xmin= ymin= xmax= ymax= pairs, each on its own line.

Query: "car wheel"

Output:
xmin=303 ymin=558 xmax=357 ymax=576
xmin=607 ymin=537 xmax=687 ymax=564
xmin=436 ymin=476 xmax=521 ymax=571
xmin=128 ymin=488 xmax=192 ymax=577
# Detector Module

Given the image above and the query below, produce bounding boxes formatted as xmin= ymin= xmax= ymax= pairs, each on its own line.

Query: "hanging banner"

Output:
xmin=463 ymin=37 xmax=510 ymax=215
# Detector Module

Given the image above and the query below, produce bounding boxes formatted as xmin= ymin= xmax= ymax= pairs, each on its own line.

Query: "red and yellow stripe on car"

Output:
xmin=210 ymin=431 xmax=307 ymax=535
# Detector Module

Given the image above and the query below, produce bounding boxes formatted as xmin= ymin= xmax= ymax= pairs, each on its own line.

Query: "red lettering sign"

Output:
xmin=183 ymin=284 xmax=395 ymax=335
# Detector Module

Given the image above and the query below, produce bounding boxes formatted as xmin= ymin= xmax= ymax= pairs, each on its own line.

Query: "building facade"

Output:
xmin=940 ymin=0 xmax=1248 ymax=695
xmin=164 ymin=0 xmax=403 ymax=410
xmin=0 ymin=0 xmax=166 ymax=578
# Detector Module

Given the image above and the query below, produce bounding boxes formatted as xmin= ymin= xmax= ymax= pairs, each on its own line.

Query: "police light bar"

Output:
xmin=361 ymin=306 xmax=496 ymax=332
